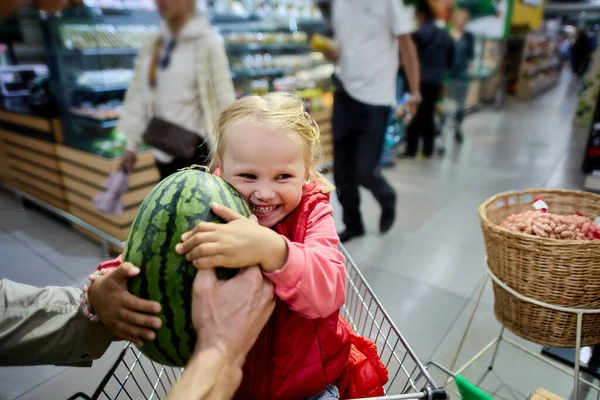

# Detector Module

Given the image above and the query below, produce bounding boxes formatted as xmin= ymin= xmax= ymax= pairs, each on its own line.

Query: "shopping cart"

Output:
xmin=68 ymin=245 xmax=447 ymax=400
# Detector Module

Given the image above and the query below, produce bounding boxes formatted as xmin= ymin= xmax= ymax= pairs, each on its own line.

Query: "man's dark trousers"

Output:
xmin=332 ymin=86 xmax=396 ymax=233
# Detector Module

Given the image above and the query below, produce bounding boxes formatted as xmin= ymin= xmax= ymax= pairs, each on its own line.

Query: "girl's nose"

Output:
xmin=255 ymin=183 xmax=276 ymax=201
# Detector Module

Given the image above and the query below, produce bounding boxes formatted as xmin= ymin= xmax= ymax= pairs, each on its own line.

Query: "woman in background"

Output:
xmin=447 ymin=8 xmax=475 ymax=144
xmin=404 ymin=0 xmax=454 ymax=158
xmin=119 ymin=0 xmax=236 ymax=180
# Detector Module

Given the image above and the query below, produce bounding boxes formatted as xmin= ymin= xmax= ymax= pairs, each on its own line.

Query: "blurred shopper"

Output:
xmin=404 ymin=0 xmax=454 ymax=158
xmin=119 ymin=0 xmax=235 ymax=180
xmin=447 ymin=8 xmax=474 ymax=144
xmin=558 ymin=32 xmax=572 ymax=68
xmin=330 ymin=0 xmax=421 ymax=243
xmin=572 ymin=29 xmax=593 ymax=78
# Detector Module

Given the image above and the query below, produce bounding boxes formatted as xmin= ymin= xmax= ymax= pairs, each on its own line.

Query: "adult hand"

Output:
xmin=167 ymin=267 xmax=273 ymax=400
xmin=88 ymin=263 xmax=162 ymax=346
xmin=192 ymin=266 xmax=275 ymax=367
xmin=119 ymin=150 xmax=137 ymax=173
xmin=324 ymin=46 xmax=340 ymax=62
xmin=405 ymin=97 xmax=420 ymax=119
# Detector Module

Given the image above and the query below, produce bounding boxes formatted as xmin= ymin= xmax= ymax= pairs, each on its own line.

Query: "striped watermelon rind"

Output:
xmin=124 ymin=169 xmax=252 ymax=367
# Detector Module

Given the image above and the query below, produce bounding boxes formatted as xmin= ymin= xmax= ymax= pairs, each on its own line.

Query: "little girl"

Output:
xmin=88 ymin=93 xmax=388 ymax=399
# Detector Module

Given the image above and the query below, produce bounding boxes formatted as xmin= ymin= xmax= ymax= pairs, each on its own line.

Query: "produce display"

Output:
xmin=574 ymin=47 xmax=600 ymax=129
xmin=70 ymin=102 xmax=122 ymax=120
xmin=59 ymin=24 xmax=158 ymax=50
xmin=506 ymin=32 xmax=560 ymax=98
xmin=224 ymin=31 xmax=308 ymax=46
xmin=75 ymin=69 xmax=133 ymax=88
xmin=124 ymin=169 xmax=252 ymax=367
xmin=500 ymin=210 xmax=600 ymax=240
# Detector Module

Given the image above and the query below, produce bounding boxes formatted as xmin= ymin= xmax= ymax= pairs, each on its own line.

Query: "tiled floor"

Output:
xmin=0 ymin=71 xmax=594 ymax=399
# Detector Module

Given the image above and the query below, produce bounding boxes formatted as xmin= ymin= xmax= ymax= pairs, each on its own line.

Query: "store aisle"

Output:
xmin=0 ymin=72 xmax=590 ymax=400
xmin=334 ymin=71 xmax=588 ymax=399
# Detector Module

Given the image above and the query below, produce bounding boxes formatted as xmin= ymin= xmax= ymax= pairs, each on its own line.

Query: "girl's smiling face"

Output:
xmin=219 ymin=120 xmax=307 ymax=228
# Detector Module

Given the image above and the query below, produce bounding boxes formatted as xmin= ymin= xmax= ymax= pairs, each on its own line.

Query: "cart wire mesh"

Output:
xmin=70 ymin=245 xmax=445 ymax=400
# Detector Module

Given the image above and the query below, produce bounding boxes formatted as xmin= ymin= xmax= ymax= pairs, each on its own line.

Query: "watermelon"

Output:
xmin=124 ymin=168 xmax=252 ymax=367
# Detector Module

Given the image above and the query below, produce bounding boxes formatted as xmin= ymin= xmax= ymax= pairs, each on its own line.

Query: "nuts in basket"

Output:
xmin=500 ymin=210 xmax=600 ymax=240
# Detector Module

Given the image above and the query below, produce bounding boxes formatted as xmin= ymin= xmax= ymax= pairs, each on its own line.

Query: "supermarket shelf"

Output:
xmin=69 ymin=113 xmax=119 ymax=129
xmin=72 ymin=83 xmax=129 ymax=93
xmin=516 ymin=77 xmax=559 ymax=98
xmin=231 ymin=67 xmax=291 ymax=79
xmin=225 ymin=42 xmax=309 ymax=53
xmin=524 ymin=51 xmax=547 ymax=58
xmin=62 ymin=47 xmax=139 ymax=56
xmin=530 ymin=79 xmax=560 ymax=95
xmin=524 ymin=63 xmax=561 ymax=78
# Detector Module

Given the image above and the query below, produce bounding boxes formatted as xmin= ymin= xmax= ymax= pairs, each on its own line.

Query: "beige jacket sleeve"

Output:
xmin=202 ymin=33 xmax=236 ymax=137
xmin=0 ymin=279 xmax=114 ymax=367
xmin=118 ymin=39 xmax=154 ymax=153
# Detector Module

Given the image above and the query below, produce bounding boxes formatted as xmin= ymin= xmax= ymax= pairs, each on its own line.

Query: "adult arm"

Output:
xmin=264 ymin=203 xmax=346 ymax=319
xmin=119 ymin=39 xmax=154 ymax=153
xmin=206 ymin=33 xmax=237 ymax=113
xmin=391 ymin=0 xmax=420 ymax=109
xmin=167 ymin=345 xmax=242 ymax=400
xmin=0 ymin=279 xmax=113 ymax=366
xmin=169 ymin=267 xmax=275 ymax=400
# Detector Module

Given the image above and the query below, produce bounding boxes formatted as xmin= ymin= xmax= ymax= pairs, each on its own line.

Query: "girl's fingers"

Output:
xmin=211 ymin=202 xmax=243 ymax=222
xmin=192 ymin=254 xmax=228 ymax=270
xmin=116 ymin=333 xmax=143 ymax=347
xmin=116 ymin=321 xmax=156 ymax=344
xmin=249 ymin=215 xmax=259 ymax=224
xmin=186 ymin=243 xmax=221 ymax=263
xmin=176 ymin=232 xmax=218 ymax=255
xmin=122 ymin=293 xmax=162 ymax=314
xmin=180 ymin=222 xmax=219 ymax=242
xmin=118 ymin=308 xmax=162 ymax=330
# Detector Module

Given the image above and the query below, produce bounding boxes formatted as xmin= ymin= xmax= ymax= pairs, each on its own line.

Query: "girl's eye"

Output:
xmin=276 ymin=174 xmax=292 ymax=180
xmin=239 ymin=174 xmax=257 ymax=180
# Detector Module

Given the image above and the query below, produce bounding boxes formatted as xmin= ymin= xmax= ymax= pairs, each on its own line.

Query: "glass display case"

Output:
xmin=215 ymin=18 xmax=331 ymax=100
xmin=41 ymin=6 xmax=159 ymax=159
xmin=39 ymin=3 xmax=330 ymax=158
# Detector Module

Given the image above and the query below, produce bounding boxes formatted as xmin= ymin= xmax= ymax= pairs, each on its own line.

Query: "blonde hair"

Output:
xmin=210 ymin=92 xmax=333 ymax=192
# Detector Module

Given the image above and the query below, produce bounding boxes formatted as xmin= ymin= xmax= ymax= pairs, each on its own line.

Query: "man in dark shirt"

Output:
xmin=404 ymin=0 xmax=455 ymax=158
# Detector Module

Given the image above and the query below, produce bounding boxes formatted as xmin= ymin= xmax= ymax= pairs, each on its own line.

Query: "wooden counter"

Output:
xmin=57 ymin=146 xmax=159 ymax=243
xmin=0 ymin=104 xmax=332 ymax=247
xmin=0 ymin=108 xmax=66 ymax=211
xmin=0 ymin=105 xmax=159 ymax=247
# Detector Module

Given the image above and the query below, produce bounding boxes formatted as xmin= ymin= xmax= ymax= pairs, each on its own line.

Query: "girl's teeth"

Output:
xmin=252 ymin=205 xmax=277 ymax=214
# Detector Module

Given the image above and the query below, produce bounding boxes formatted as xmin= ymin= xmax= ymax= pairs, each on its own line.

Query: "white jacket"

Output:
xmin=119 ymin=17 xmax=236 ymax=156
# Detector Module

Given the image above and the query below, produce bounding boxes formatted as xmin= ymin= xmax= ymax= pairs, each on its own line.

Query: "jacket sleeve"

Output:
xmin=118 ymin=38 xmax=154 ymax=152
xmin=96 ymin=255 xmax=122 ymax=272
xmin=0 ymin=279 xmax=114 ymax=367
xmin=206 ymin=33 xmax=236 ymax=118
xmin=264 ymin=203 xmax=346 ymax=319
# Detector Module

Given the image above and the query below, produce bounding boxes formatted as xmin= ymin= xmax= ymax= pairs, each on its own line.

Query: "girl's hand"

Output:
xmin=175 ymin=203 xmax=288 ymax=272
xmin=88 ymin=263 xmax=163 ymax=346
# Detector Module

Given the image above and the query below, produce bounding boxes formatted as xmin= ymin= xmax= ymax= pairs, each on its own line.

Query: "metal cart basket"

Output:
xmin=69 ymin=246 xmax=447 ymax=400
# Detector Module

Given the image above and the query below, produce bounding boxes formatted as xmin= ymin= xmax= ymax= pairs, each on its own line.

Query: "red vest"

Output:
xmin=233 ymin=182 xmax=351 ymax=399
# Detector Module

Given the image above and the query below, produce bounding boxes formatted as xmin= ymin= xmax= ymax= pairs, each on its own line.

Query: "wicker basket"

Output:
xmin=478 ymin=189 xmax=600 ymax=347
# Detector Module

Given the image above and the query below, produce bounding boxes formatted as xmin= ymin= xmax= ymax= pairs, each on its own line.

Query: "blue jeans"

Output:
xmin=307 ymin=384 xmax=340 ymax=400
